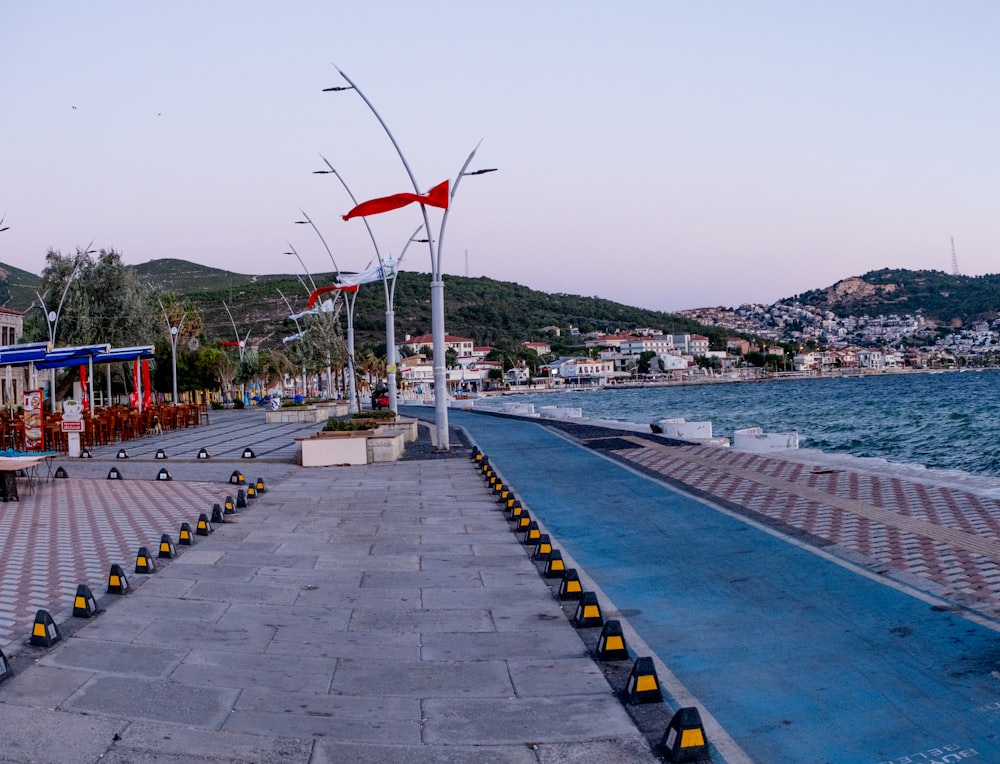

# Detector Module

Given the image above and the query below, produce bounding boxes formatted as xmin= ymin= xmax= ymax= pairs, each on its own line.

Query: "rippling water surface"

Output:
xmin=473 ymin=370 xmax=1000 ymax=476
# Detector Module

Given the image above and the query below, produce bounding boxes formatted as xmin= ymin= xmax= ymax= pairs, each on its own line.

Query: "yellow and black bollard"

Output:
xmin=659 ymin=706 xmax=709 ymax=762
xmin=625 ymin=656 xmax=664 ymax=704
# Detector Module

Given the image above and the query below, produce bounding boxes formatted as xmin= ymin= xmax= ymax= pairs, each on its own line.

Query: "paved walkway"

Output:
xmin=14 ymin=403 xmax=1000 ymax=762
xmin=0 ymin=409 xmax=659 ymax=763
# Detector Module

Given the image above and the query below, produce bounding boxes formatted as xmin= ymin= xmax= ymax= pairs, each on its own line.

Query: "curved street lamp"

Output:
xmin=36 ymin=243 xmax=95 ymax=412
xmin=157 ymin=298 xmax=187 ymax=405
xmin=314 ymin=154 xmax=425 ymax=413
xmin=223 ymin=301 xmax=252 ymax=404
xmin=283 ymin=244 xmax=317 ymax=294
xmin=325 ymin=68 xmax=495 ymax=448
xmin=294 ymin=211 xmax=340 ymax=274
xmin=293 ymin=213 xmax=345 ymax=402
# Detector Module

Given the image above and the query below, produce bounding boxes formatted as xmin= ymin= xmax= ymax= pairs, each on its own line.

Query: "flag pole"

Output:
xmin=316 ymin=155 xmax=419 ymax=415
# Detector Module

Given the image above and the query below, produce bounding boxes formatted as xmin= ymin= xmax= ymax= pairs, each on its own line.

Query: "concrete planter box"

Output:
xmin=295 ymin=428 xmax=406 ymax=466
xmin=296 ymin=430 xmax=373 ymax=467
xmin=353 ymin=417 xmax=419 ymax=443
xmin=265 ymin=402 xmax=349 ymax=425
xmin=367 ymin=432 xmax=406 ymax=463
xmin=315 ymin=402 xmax=350 ymax=417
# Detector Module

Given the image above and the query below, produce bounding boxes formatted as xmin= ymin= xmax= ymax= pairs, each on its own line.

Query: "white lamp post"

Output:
xmin=325 ymin=69 xmax=495 ymax=448
xmin=157 ymin=298 xmax=187 ymax=405
xmin=314 ymin=156 xmax=428 ymax=414
xmin=36 ymin=244 xmax=93 ymax=413
xmin=170 ymin=326 xmax=179 ymax=402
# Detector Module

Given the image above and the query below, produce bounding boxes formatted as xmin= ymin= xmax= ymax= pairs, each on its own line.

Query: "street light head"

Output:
xmin=170 ymin=326 xmax=178 ymax=336
xmin=312 ymin=170 xmax=333 ymax=174
xmin=322 ymin=85 xmax=355 ymax=92
xmin=47 ymin=311 xmax=57 ymax=323
xmin=464 ymin=168 xmax=498 ymax=176
xmin=294 ymin=220 xmax=308 ymax=225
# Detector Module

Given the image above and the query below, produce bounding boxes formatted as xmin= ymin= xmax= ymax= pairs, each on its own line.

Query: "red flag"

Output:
xmin=142 ymin=359 xmax=152 ymax=408
xmin=343 ymin=180 xmax=449 ymax=221
xmin=307 ymin=283 xmax=358 ymax=309
xmin=79 ymin=365 xmax=89 ymax=410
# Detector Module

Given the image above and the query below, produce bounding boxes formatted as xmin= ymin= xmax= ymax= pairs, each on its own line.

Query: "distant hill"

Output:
xmin=132 ymin=259 xmax=292 ymax=295
xmin=0 ymin=262 xmax=43 ymax=311
xmin=0 ymin=258 xmax=720 ymax=350
xmin=26 ymin=258 xmax=1000 ymax=351
xmin=171 ymin=268 xmax=721 ymax=351
xmin=792 ymin=268 xmax=1000 ymax=324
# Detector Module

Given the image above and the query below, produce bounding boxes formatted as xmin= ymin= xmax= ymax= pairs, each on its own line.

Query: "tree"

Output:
xmin=36 ymin=248 xmax=159 ymax=348
xmin=637 ymin=350 xmax=657 ymax=375
xmin=34 ymin=247 xmax=162 ymax=399
xmin=198 ymin=346 xmax=236 ymax=401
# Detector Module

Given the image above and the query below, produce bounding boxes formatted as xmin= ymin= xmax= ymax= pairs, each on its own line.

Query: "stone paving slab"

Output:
xmin=0 ymin=411 xmax=662 ymax=763
xmin=98 ymin=720 xmax=314 ymax=764
xmin=0 ymin=703 xmax=125 ymax=764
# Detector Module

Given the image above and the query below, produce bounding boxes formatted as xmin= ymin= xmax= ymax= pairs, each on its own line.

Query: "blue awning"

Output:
xmin=34 ymin=344 xmax=112 ymax=370
xmin=95 ymin=345 xmax=156 ymax=363
xmin=0 ymin=342 xmax=51 ymax=366
xmin=34 ymin=344 xmax=155 ymax=370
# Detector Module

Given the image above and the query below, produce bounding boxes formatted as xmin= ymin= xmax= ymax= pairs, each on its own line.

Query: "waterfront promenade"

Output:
xmin=5 ymin=405 xmax=1000 ymax=761
xmin=0 ymin=409 xmax=658 ymax=763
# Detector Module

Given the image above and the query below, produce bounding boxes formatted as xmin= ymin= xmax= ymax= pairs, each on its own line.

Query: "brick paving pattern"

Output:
xmin=0 ymin=478 xmax=228 ymax=649
xmin=615 ymin=440 xmax=1000 ymax=617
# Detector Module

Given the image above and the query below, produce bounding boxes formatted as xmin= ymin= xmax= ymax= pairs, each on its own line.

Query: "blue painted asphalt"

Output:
xmin=443 ymin=409 xmax=1000 ymax=764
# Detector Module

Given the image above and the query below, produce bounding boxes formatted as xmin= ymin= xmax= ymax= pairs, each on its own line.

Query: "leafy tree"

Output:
xmin=637 ymin=350 xmax=657 ymax=374
xmin=36 ymin=248 xmax=159 ymax=348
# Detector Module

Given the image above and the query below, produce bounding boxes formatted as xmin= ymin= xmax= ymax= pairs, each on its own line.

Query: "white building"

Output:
xmin=620 ymin=336 xmax=675 ymax=355
xmin=396 ymin=333 xmax=475 ymax=358
xmin=672 ymin=334 xmax=710 ymax=356
xmin=554 ymin=358 xmax=614 ymax=385
xmin=0 ymin=308 xmax=24 ymax=347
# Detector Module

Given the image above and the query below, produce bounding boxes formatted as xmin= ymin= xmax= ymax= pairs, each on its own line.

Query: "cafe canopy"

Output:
xmin=0 ymin=343 xmax=155 ymax=369
xmin=34 ymin=344 xmax=155 ymax=370
xmin=0 ymin=343 xmax=158 ymax=411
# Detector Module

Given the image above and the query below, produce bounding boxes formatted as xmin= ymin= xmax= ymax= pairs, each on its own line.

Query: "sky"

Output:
xmin=3 ymin=2 xmax=1000 ymax=314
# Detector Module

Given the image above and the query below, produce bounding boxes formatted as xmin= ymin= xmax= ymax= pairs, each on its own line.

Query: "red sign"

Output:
xmin=61 ymin=421 xmax=84 ymax=433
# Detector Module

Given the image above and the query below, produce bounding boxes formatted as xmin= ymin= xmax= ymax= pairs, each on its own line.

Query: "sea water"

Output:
xmin=472 ymin=369 xmax=1000 ymax=477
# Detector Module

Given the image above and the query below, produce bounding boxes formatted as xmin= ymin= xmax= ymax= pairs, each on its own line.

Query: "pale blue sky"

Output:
xmin=2 ymin=2 xmax=998 ymax=312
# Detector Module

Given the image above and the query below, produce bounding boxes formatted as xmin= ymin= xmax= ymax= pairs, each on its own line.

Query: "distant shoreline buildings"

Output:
xmin=391 ymin=299 xmax=1000 ymax=395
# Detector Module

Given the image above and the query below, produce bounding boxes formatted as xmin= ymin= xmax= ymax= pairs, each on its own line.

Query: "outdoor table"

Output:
xmin=0 ymin=455 xmax=45 ymax=501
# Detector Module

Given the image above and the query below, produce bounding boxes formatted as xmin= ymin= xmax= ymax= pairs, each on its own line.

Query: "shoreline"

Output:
xmin=471 ymin=364 xmax=989 ymax=398
xmin=424 ymin=367 xmax=1000 ymax=493
xmin=457 ymin=405 xmax=1000 ymax=502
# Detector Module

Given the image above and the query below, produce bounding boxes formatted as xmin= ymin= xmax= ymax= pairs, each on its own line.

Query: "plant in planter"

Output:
xmin=351 ymin=410 xmax=397 ymax=421
xmin=322 ymin=418 xmax=375 ymax=432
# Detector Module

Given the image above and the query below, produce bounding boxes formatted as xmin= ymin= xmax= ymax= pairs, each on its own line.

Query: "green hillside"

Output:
xmin=19 ymin=257 xmax=997 ymax=352
xmin=793 ymin=268 xmax=1000 ymax=323
xmin=0 ymin=262 xmax=43 ymax=311
xmin=180 ymin=270 xmax=722 ymax=352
